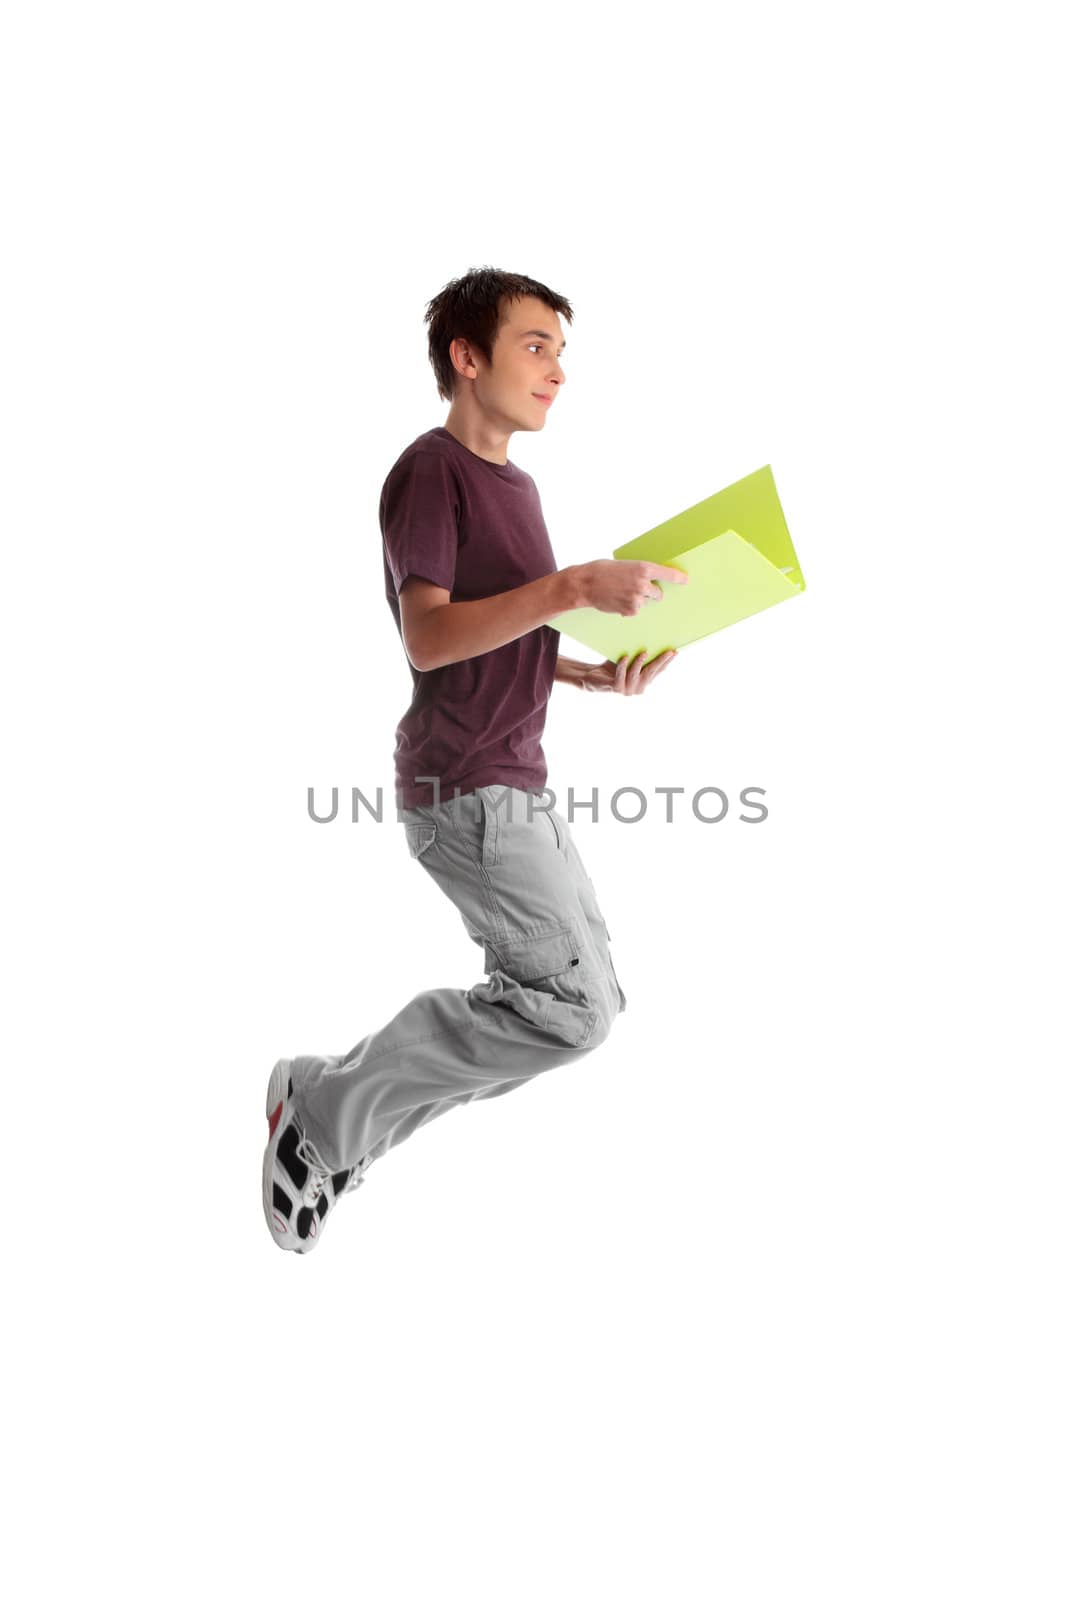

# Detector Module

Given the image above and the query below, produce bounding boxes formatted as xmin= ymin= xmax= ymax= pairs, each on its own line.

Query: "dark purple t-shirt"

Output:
xmin=380 ymin=426 xmax=561 ymax=808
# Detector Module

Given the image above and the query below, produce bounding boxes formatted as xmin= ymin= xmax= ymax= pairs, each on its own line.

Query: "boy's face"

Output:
xmin=452 ymin=294 xmax=567 ymax=434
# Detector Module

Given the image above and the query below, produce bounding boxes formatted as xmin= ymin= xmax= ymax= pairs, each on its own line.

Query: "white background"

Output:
xmin=3 ymin=2 xmax=1065 ymax=1595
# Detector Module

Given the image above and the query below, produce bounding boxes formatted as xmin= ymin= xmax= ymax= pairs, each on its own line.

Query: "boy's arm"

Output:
xmin=400 ymin=566 xmax=589 ymax=673
xmin=554 ymin=654 xmax=591 ymax=687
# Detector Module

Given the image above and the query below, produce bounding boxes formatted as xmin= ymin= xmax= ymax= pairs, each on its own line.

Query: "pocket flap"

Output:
xmin=404 ymin=823 xmax=437 ymax=859
xmin=483 ymin=923 xmax=581 ymax=981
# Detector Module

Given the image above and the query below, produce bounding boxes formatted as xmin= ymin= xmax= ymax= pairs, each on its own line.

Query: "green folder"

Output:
xmin=547 ymin=464 xmax=804 ymax=659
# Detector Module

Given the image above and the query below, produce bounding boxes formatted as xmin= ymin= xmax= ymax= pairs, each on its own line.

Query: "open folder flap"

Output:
xmin=612 ymin=463 xmax=804 ymax=588
xmin=546 ymin=463 xmax=805 ymax=659
xmin=546 ymin=531 xmax=800 ymax=660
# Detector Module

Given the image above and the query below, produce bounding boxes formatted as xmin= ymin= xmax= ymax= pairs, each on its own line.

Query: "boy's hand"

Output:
xmin=579 ymin=559 xmax=689 ymax=616
xmin=580 ymin=649 xmax=679 ymax=695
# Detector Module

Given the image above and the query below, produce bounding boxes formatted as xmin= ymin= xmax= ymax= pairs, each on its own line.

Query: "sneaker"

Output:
xmin=263 ymin=1060 xmax=366 ymax=1253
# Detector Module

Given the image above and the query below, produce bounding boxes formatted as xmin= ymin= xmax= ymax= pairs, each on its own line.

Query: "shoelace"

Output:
xmin=296 ymin=1123 xmax=333 ymax=1209
xmin=293 ymin=1120 xmax=376 ymax=1209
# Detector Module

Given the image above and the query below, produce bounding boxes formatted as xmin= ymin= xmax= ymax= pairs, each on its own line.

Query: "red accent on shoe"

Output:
xmin=268 ymin=1100 xmax=283 ymax=1140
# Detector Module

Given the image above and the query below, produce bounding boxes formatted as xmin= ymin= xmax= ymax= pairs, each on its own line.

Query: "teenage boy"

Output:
xmin=263 ymin=266 xmax=686 ymax=1252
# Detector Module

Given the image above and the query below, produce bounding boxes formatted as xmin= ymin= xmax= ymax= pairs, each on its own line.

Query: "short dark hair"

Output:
xmin=423 ymin=265 xmax=573 ymax=403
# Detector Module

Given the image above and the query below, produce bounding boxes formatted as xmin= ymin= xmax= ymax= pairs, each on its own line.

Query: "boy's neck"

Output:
xmin=442 ymin=400 xmax=512 ymax=466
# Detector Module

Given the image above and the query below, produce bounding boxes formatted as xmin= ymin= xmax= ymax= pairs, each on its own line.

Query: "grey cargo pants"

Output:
xmin=288 ymin=784 xmax=628 ymax=1176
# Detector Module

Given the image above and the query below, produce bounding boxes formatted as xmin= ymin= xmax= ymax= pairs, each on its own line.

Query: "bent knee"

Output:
xmin=581 ymin=991 xmax=622 ymax=1051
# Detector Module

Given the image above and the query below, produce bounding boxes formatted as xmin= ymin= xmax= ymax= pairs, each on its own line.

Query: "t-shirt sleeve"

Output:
xmin=379 ymin=449 xmax=459 ymax=596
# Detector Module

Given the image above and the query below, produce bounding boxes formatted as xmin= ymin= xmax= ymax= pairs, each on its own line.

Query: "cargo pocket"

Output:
xmin=404 ymin=822 xmax=437 ymax=860
xmin=483 ymin=922 xmax=581 ymax=984
xmin=475 ymin=921 xmax=597 ymax=1047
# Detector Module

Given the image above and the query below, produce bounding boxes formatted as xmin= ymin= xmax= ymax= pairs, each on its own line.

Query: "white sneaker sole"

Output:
xmin=262 ymin=1058 xmax=313 ymax=1253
